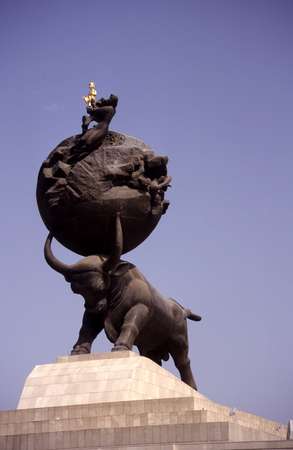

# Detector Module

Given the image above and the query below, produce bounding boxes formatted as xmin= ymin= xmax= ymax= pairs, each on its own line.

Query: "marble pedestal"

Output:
xmin=0 ymin=352 xmax=291 ymax=450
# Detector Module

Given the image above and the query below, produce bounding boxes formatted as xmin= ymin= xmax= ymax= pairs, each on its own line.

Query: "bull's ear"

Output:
xmin=111 ymin=262 xmax=135 ymax=277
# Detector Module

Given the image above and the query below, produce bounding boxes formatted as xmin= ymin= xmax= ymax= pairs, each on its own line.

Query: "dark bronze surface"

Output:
xmin=44 ymin=213 xmax=201 ymax=390
xmin=39 ymin=92 xmax=201 ymax=390
xmin=37 ymin=95 xmax=171 ymax=255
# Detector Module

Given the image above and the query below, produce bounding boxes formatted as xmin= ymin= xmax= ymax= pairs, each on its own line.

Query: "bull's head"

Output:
xmin=44 ymin=213 xmax=124 ymax=312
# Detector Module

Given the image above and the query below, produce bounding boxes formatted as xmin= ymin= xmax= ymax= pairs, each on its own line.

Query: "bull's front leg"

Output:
xmin=71 ymin=310 xmax=104 ymax=355
xmin=112 ymin=304 xmax=150 ymax=352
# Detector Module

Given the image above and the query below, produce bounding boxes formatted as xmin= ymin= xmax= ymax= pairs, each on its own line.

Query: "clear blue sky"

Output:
xmin=0 ymin=0 xmax=292 ymax=424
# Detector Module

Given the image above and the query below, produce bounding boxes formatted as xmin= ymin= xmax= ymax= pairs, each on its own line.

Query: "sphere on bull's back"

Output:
xmin=36 ymin=132 xmax=169 ymax=256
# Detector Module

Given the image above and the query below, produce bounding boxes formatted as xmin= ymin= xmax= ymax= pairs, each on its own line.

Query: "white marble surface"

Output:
xmin=15 ymin=351 xmax=287 ymax=442
xmin=17 ymin=351 xmax=197 ymax=409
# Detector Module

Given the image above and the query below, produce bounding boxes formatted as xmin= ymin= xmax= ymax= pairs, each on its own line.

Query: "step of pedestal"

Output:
xmin=0 ymin=421 xmax=285 ymax=450
xmin=0 ymin=398 xmax=285 ymax=441
xmin=0 ymin=408 xmax=218 ymax=436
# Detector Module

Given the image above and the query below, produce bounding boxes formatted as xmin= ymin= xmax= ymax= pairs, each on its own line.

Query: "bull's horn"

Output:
xmin=103 ymin=212 xmax=123 ymax=273
xmin=44 ymin=232 xmax=78 ymax=275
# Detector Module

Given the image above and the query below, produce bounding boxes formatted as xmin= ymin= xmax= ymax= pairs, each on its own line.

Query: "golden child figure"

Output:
xmin=83 ymin=81 xmax=97 ymax=109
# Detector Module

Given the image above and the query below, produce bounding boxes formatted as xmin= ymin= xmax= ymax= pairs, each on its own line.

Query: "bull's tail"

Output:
xmin=185 ymin=309 xmax=202 ymax=321
xmin=170 ymin=298 xmax=202 ymax=322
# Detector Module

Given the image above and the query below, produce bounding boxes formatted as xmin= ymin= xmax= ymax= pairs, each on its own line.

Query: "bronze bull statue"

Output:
xmin=44 ymin=213 xmax=202 ymax=390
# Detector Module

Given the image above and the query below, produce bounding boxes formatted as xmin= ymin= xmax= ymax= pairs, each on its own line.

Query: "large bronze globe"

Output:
xmin=37 ymin=130 xmax=170 ymax=256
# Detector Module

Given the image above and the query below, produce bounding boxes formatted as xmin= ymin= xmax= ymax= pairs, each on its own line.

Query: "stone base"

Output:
xmin=0 ymin=352 xmax=291 ymax=450
xmin=17 ymin=351 xmax=196 ymax=409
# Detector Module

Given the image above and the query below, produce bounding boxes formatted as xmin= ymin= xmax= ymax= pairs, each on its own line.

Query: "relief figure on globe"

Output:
xmin=37 ymin=83 xmax=201 ymax=389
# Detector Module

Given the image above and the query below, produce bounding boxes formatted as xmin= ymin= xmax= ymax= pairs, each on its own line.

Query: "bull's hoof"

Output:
xmin=71 ymin=345 xmax=90 ymax=355
xmin=111 ymin=344 xmax=130 ymax=352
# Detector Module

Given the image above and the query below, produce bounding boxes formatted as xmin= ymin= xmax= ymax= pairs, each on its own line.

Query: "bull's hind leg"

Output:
xmin=169 ymin=336 xmax=198 ymax=390
xmin=112 ymin=304 xmax=150 ymax=351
